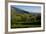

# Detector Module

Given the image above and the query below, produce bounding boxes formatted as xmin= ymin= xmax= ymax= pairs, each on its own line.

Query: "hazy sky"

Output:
xmin=12 ymin=5 xmax=41 ymax=13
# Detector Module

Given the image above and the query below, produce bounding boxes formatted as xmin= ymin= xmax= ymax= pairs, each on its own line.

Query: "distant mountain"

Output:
xmin=11 ymin=6 xmax=41 ymax=16
xmin=11 ymin=7 xmax=30 ymax=14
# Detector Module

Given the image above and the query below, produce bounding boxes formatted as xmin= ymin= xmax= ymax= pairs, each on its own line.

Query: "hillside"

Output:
xmin=11 ymin=6 xmax=41 ymax=28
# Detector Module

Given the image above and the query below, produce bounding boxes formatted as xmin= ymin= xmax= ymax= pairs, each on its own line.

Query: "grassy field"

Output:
xmin=11 ymin=14 xmax=41 ymax=28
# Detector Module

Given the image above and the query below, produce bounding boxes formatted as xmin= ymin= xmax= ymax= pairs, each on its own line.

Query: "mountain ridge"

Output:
xmin=11 ymin=6 xmax=41 ymax=16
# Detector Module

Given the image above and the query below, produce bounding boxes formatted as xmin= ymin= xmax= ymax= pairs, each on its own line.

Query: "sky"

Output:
xmin=12 ymin=5 xmax=41 ymax=13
